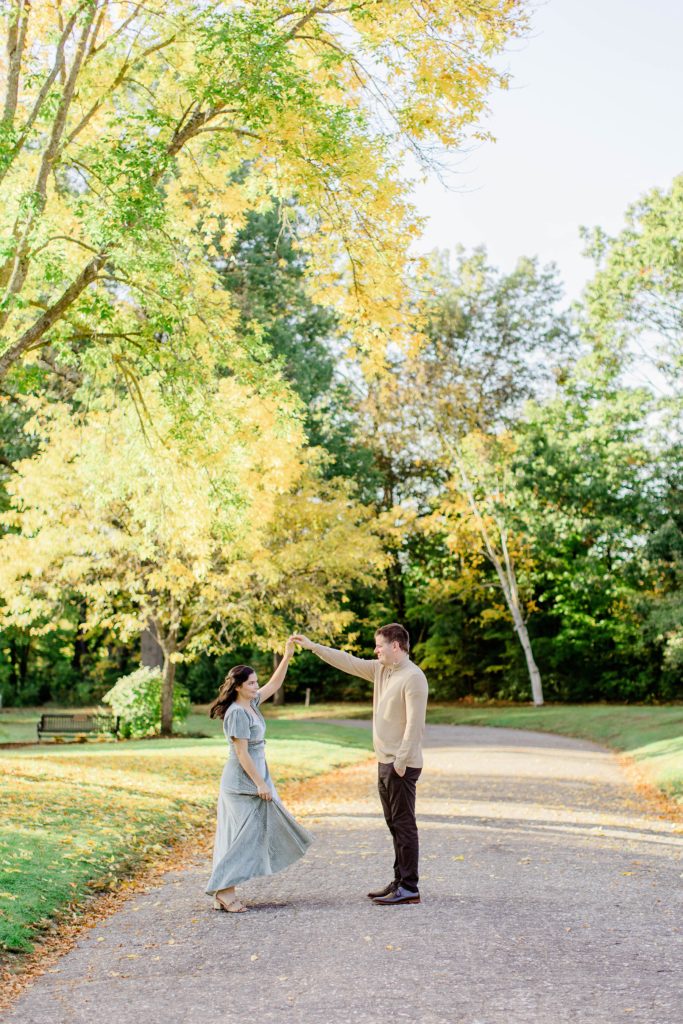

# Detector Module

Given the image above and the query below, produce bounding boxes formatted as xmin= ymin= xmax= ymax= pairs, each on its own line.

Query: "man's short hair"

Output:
xmin=375 ymin=623 xmax=410 ymax=652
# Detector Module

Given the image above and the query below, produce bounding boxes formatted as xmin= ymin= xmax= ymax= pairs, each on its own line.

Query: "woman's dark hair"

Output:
xmin=209 ymin=665 xmax=255 ymax=719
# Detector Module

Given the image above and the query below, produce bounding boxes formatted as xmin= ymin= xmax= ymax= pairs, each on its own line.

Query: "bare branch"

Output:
xmin=0 ymin=3 xmax=87 ymax=185
xmin=178 ymin=613 xmax=218 ymax=649
xmin=167 ymin=104 xmax=228 ymax=157
xmin=282 ymin=1 xmax=338 ymax=42
xmin=0 ymin=252 xmax=106 ymax=378
xmin=2 ymin=0 xmax=30 ymax=125
xmin=86 ymin=4 xmax=141 ymax=60
xmin=33 ymin=235 xmax=102 ymax=257
xmin=34 ymin=347 xmax=83 ymax=387
xmin=196 ymin=124 xmax=261 ymax=141
xmin=0 ymin=5 xmax=98 ymax=305
xmin=31 ymin=6 xmax=98 ymax=205
xmin=85 ymin=3 xmax=108 ymax=61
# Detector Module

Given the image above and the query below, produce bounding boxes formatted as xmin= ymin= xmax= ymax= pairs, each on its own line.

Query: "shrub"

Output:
xmin=102 ymin=667 xmax=190 ymax=738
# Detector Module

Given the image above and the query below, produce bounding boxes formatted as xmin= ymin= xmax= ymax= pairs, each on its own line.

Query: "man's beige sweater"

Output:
xmin=308 ymin=643 xmax=428 ymax=773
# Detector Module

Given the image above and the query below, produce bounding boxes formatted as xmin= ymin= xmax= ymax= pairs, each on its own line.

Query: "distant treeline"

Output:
xmin=2 ymin=181 xmax=682 ymax=708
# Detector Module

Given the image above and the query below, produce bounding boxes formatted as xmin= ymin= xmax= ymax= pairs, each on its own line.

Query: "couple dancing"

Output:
xmin=206 ymin=623 xmax=429 ymax=913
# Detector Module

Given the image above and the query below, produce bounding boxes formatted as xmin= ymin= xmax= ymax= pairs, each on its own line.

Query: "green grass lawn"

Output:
xmin=0 ymin=702 xmax=371 ymax=744
xmin=0 ymin=719 xmax=373 ymax=956
xmin=240 ymin=700 xmax=683 ymax=806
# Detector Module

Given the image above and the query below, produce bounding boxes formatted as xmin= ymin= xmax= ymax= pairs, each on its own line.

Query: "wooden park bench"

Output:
xmin=36 ymin=712 xmax=120 ymax=742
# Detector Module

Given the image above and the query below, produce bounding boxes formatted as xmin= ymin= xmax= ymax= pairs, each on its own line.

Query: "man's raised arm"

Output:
xmin=290 ymin=635 xmax=376 ymax=683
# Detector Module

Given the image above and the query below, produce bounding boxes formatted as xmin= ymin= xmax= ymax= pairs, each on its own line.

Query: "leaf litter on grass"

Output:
xmin=0 ymin=728 xmax=372 ymax=957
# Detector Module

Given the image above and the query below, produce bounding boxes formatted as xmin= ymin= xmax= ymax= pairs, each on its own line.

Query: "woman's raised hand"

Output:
xmin=284 ymin=636 xmax=296 ymax=659
xmin=290 ymin=633 xmax=313 ymax=650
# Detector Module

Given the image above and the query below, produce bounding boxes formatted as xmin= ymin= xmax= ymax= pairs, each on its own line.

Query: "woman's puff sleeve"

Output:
xmin=224 ymin=705 xmax=251 ymax=740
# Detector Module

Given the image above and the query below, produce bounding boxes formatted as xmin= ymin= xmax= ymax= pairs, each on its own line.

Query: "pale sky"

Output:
xmin=412 ymin=0 xmax=683 ymax=302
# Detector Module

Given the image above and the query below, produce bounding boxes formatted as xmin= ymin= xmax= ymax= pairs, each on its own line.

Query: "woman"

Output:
xmin=206 ymin=639 xmax=312 ymax=913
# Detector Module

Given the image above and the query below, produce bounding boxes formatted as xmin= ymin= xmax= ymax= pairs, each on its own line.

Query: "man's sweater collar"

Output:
xmin=385 ymin=654 xmax=411 ymax=675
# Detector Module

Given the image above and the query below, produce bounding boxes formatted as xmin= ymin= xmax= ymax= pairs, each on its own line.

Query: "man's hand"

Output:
xmin=290 ymin=633 xmax=315 ymax=651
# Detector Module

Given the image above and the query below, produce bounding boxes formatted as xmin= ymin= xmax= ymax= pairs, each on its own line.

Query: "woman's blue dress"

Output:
xmin=206 ymin=695 xmax=313 ymax=894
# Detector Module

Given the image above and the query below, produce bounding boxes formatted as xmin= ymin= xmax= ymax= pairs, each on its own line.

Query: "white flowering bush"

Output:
xmin=103 ymin=667 xmax=190 ymax=738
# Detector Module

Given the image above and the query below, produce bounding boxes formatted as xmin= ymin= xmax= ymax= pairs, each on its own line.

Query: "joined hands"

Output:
xmin=289 ymin=633 xmax=314 ymax=651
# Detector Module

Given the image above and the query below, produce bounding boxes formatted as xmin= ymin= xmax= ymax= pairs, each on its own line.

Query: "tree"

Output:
xmin=576 ymin=174 xmax=683 ymax=697
xmin=581 ymin=174 xmax=683 ymax=389
xmin=350 ymin=248 xmax=574 ymax=690
xmin=431 ymin=431 xmax=544 ymax=704
xmin=419 ymin=248 xmax=575 ymax=432
xmin=0 ymin=0 xmax=529 ymax=387
xmin=515 ymin=381 xmax=660 ymax=700
xmin=0 ymin=377 xmax=385 ymax=732
xmin=218 ymin=201 xmax=377 ymax=491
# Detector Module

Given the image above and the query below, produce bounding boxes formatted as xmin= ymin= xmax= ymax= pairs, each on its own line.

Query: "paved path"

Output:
xmin=7 ymin=725 xmax=683 ymax=1024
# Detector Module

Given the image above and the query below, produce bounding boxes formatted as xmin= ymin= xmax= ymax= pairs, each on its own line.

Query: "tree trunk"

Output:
xmin=453 ymin=451 xmax=544 ymax=706
xmin=160 ymin=651 xmax=176 ymax=736
xmin=385 ymin=553 xmax=406 ymax=621
xmin=484 ymin=544 xmax=544 ymax=707
xmin=272 ymin=651 xmax=284 ymax=705
xmin=71 ymin=601 xmax=88 ymax=674
xmin=141 ymin=623 xmax=164 ymax=669
xmin=509 ymin=605 xmax=544 ymax=706
xmin=9 ymin=634 xmax=31 ymax=695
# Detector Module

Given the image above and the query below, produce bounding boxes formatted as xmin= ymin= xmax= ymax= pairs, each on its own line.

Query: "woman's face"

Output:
xmin=236 ymin=673 xmax=259 ymax=701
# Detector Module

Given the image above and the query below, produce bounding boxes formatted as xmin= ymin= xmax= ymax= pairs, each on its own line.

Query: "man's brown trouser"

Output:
xmin=377 ymin=762 xmax=421 ymax=892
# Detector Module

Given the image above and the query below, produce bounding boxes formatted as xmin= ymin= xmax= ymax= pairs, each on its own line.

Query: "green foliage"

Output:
xmin=3 ymin=167 xmax=682 ymax=709
xmin=0 ymin=0 xmax=526 ymax=387
xmin=103 ymin=667 xmax=190 ymax=739
xmin=218 ymin=202 xmax=379 ymax=495
xmin=581 ymin=174 xmax=683 ymax=385
xmin=420 ymin=248 xmax=577 ymax=431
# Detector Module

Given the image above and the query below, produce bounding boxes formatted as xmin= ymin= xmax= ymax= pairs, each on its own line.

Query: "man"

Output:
xmin=291 ymin=623 xmax=428 ymax=905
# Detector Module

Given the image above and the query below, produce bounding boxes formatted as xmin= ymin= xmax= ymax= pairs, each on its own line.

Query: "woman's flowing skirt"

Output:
xmin=206 ymin=750 xmax=313 ymax=894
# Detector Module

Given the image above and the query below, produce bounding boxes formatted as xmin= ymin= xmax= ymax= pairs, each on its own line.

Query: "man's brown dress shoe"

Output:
xmin=367 ymin=881 xmax=398 ymax=899
xmin=372 ymin=885 xmax=421 ymax=905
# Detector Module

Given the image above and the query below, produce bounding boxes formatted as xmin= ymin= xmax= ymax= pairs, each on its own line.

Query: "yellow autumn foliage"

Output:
xmin=0 ymin=1 xmax=529 ymax=381
xmin=0 ymin=379 xmax=386 ymax=660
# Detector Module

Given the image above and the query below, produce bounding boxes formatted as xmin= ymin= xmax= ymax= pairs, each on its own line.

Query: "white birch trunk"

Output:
xmin=454 ymin=451 xmax=544 ymax=706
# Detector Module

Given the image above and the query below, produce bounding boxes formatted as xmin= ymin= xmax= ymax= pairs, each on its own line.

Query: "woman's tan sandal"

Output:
xmin=213 ymin=895 xmax=247 ymax=913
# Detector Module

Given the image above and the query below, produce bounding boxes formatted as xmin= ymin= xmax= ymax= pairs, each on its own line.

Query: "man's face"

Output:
xmin=374 ymin=635 xmax=401 ymax=665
